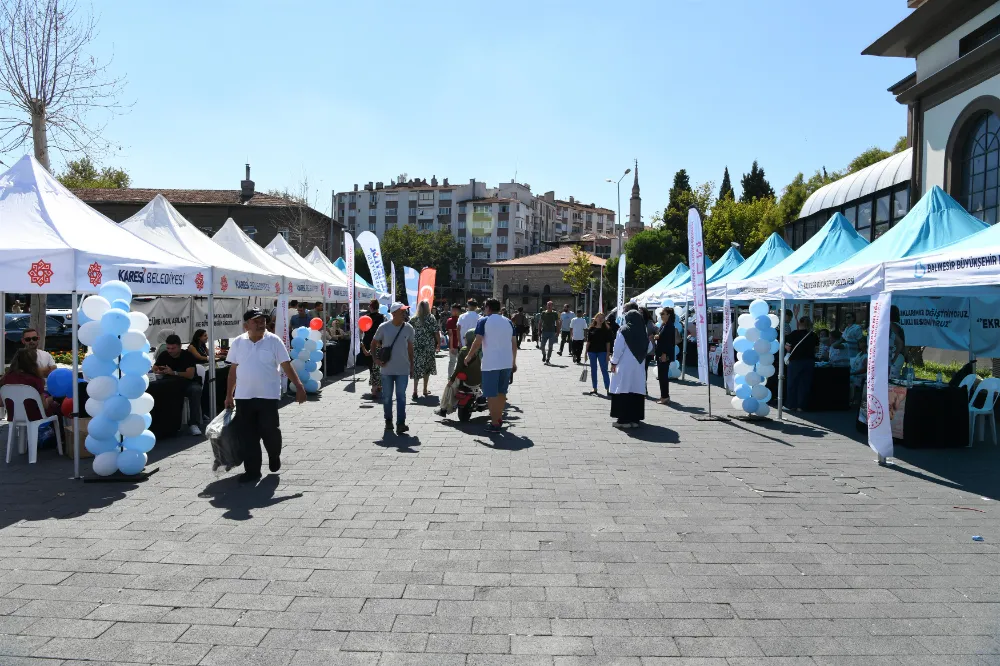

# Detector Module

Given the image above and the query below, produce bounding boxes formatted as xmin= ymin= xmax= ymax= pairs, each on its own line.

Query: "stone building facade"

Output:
xmin=490 ymin=246 xmax=606 ymax=315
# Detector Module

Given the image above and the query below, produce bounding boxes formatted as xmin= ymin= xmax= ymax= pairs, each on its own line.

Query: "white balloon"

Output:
xmin=767 ymin=313 xmax=779 ymax=327
xmin=308 ymin=329 xmax=322 ymax=342
xmin=119 ymin=413 xmax=146 ymax=438
xmin=87 ymin=376 xmax=118 ymax=400
xmin=744 ymin=327 xmax=760 ymax=342
xmin=129 ymin=393 xmax=155 ymax=415
xmin=291 ymin=359 xmax=306 ymax=374
xmin=754 ymin=403 xmax=771 ymax=417
xmin=297 ymin=350 xmax=310 ymax=361
xmin=121 ymin=330 xmax=148 ymax=352
xmin=757 ymin=353 xmax=774 ymax=366
xmin=78 ymin=321 xmax=103 ymax=346
xmin=127 ymin=312 xmax=150 ymax=332
xmin=750 ymin=384 xmax=769 ymax=400
xmin=669 ymin=360 xmax=679 ymax=369
xmin=82 ymin=295 xmax=111 ymax=321
xmin=85 ymin=398 xmax=105 ymax=418
xmin=745 ymin=371 xmax=762 ymax=386
xmin=309 ymin=370 xmax=322 ymax=382
xmin=92 ymin=451 xmax=119 ymax=476
xmin=733 ymin=361 xmax=752 ymax=376
xmin=737 ymin=313 xmax=754 ymax=328
xmin=731 ymin=397 xmax=744 ymax=411
xmin=758 ymin=364 xmax=775 ymax=378
xmin=753 ymin=339 xmax=771 ymax=355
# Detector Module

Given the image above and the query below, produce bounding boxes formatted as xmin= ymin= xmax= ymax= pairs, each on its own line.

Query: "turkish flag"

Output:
xmin=418 ymin=268 xmax=436 ymax=306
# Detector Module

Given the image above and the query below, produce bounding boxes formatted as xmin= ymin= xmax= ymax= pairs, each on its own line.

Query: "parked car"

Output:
xmin=4 ymin=314 xmax=76 ymax=363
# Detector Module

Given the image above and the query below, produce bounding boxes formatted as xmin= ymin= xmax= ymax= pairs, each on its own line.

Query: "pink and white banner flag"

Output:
xmin=687 ymin=208 xmax=709 ymax=386
xmin=866 ymin=291 xmax=893 ymax=459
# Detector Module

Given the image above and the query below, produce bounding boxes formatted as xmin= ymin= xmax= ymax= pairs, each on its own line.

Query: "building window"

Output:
xmin=473 ymin=203 xmax=491 ymax=214
xmin=960 ymin=110 xmax=1000 ymax=224
xmin=874 ymin=193 xmax=891 ymax=239
xmin=278 ymin=228 xmax=290 ymax=241
xmin=242 ymin=226 xmax=257 ymax=240
xmin=439 ymin=207 xmax=451 ymax=215
xmin=439 ymin=191 xmax=452 ymax=200
xmin=408 ymin=207 xmax=417 ymax=216
xmin=369 ymin=221 xmax=377 ymax=231
xmin=842 ymin=205 xmax=856 ymax=226
xmin=497 ymin=219 xmax=509 ymax=229
xmin=499 ymin=204 xmax=510 ymax=213
xmin=418 ymin=191 xmax=434 ymax=203
xmin=892 ymin=186 xmax=909 ymax=220
xmin=856 ymin=200 xmax=872 ymax=240
xmin=959 ymin=14 xmax=1000 ymax=57
xmin=497 ymin=252 xmax=508 ymax=260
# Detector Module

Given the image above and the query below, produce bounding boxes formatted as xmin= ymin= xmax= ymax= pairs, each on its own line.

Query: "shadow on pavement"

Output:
xmin=375 ymin=433 xmax=422 ymax=453
xmin=475 ymin=431 xmax=534 ymax=451
xmin=624 ymin=423 xmax=679 ymax=444
xmin=198 ymin=474 xmax=302 ymax=521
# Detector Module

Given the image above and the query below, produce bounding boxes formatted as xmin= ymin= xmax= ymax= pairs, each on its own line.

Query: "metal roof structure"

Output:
xmin=798 ymin=148 xmax=912 ymax=219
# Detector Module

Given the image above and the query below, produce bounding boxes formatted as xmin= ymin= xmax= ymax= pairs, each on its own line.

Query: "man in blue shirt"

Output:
xmin=289 ymin=302 xmax=310 ymax=330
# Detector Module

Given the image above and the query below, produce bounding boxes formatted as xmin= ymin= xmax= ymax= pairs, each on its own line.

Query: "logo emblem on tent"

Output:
xmin=274 ymin=281 xmax=280 ymax=294
xmin=195 ymin=272 xmax=206 ymax=292
xmin=914 ymin=261 xmax=926 ymax=279
xmin=28 ymin=259 xmax=53 ymax=287
xmin=87 ymin=262 xmax=102 ymax=287
xmin=867 ymin=395 xmax=884 ymax=429
xmin=218 ymin=275 xmax=227 ymax=292
xmin=287 ymin=282 xmax=293 ymax=294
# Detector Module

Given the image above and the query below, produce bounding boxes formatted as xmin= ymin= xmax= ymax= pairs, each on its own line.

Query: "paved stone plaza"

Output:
xmin=0 ymin=349 xmax=998 ymax=665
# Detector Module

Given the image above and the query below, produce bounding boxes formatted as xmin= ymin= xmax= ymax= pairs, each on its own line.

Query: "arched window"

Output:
xmin=542 ymin=285 xmax=551 ymax=296
xmin=947 ymin=96 xmax=1000 ymax=224
xmin=960 ymin=111 xmax=1000 ymax=224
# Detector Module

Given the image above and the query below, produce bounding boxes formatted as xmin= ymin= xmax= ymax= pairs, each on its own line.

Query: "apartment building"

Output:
xmin=336 ymin=176 xmax=615 ymax=296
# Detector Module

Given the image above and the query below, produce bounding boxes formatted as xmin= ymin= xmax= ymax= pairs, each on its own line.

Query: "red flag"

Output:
xmin=418 ymin=268 xmax=436 ymax=306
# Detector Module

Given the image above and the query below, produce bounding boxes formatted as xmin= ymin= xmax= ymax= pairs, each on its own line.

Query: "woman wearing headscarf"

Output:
xmin=609 ymin=307 xmax=648 ymax=429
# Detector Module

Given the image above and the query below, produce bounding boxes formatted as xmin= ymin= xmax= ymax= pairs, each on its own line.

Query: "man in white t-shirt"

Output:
xmin=21 ymin=328 xmax=55 ymax=377
xmin=225 ymin=308 xmax=306 ymax=484
xmin=558 ymin=304 xmax=573 ymax=356
xmin=464 ymin=298 xmax=516 ymax=432
xmin=569 ymin=310 xmax=588 ymax=364
xmin=457 ymin=298 xmax=481 ymax=341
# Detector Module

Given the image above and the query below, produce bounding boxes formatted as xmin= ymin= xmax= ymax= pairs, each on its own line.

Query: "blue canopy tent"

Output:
xmin=666 ymin=246 xmax=745 ymax=302
xmin=657 ymin=256 xmax=713 ymax=292
xmin=333 ymin=256 xmax=377 ymax=292
xmin=708 ymin=232 xmax=794 ymax=303
xmin=634 ymin=262 xmax=688 ymax=306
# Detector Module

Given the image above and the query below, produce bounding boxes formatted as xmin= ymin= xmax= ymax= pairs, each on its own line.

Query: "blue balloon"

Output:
xmin=304 ymin=360 xmax=318 ymax=373
xmin=760 ymin=327 xmax=778 ymax=342
xmin=742 ymin=349 xmax=760 ymax=366
xmin=737 ymin=327 xmax=746 ymax=336
xmin=110 ymin=299 xmax=130 ymax=312
xmin=769 ymin=340 xmax=781 ymax=354
xmin=100 ymin=308 xmax=131 ymax=336
xmin=122 ymin=430 xmax=155 ymax=453
xmin=304 ymin=379 xmax=320 ymax=393
xmin=117 ymin=449 xmax=147 ymax=475
xmin=743 ymin=397 xmax=760 ymax=413
xmin=85 ymin=435 xmax=119 ymax=456
xmin=92 ymin=334 xmax=123 ymax=361
xmin=75 ymin=308 xmax=92 ymax=325
xmin=118 ymin=374 xmax=148 ymax=399
xmin=379 ymin=304 xmax=388 ymax=314
xmin=733 ymin=337 xmax=752 ymax=353
xmin=755 ymin=316 xmax=771 ymax=331
xmin=82 ymin=355 xmax=117 ymax=379
xmin=309 ymin=350 xmax=323 ymax=363
xmin=734 ymin=374 xmax=746 ymax=386
xmin=142 ymin=413 xmax=152 ymax=429
xmin=46 ymin=368 xmax=74 ymax=398
xmin=292 ymin=327 xmax=310 ymax=338
xmin=735 ymin=385 xmax=752 ymax=399
xmin=291 ymin=337 xmax=305 ymax=350
xmin=99 ymin=281 xmax=133 ymax=305
xmin=103 ymin=395 xmax=132 ymax=421
xmin=120 ymin=351 xmax=152 ymax=376
xmin=674 ymin=345 xmax=680 ymax=356
xmin=88 ymin=416 xmax=118 ymax=440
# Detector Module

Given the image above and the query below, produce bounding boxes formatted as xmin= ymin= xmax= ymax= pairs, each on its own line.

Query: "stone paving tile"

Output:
xmin=0 ymin=352 xmax=997 ymax=663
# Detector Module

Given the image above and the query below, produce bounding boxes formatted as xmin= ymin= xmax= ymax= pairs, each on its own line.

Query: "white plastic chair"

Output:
xmin=1 ymin=385 xmax=63 ymax=463
xmin=968 ymin=377 xmax=1000 ymax=447
xmin=958 ymin=374 xmax=979 ymax=399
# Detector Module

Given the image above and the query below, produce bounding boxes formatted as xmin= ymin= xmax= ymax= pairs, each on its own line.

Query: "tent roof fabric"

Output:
xmin=121 ymin=195 xmax=277 ymax=295
xmin=719 ymin=232 xmax=794 ymax=283
xmin=334 ymin=257 xmax=376 ymax=291
xmin=839 ymin=185 xmax=988 ymax=268
xmin=665 ymin=255 xmax=713 ymax=289
xmin=212 ymin=219 xmax=320 ymax=288
xmin=632 ymin=263 xmax=687 ymax=304
xmin=757 ymin=212 xmax=869 ymax=278
xmin=0 ymin=155 xmax=206 ymax=294
xmin=798 ymin=149 xmax=912 ymax=219
xmin=704 ymin=247 xmax=744 ymax=283
xmin=264 ymin=234 xmax=338 ymax=287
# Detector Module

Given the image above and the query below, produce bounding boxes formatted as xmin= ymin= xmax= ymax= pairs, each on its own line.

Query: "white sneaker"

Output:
xmin=188 ymin=425 xmax=202 ymax=436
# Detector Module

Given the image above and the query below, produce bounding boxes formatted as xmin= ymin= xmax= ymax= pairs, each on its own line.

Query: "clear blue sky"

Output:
xmin=10 ymin=0 xmax=915 ymax=220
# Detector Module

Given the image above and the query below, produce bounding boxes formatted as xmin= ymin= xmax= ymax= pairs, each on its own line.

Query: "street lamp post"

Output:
xmin=606 ymin=167 xmax=631 ymax=253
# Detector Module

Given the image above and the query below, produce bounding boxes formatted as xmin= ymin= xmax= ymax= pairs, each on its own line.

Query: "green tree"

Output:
xmin=893 ymin=135 xmax=908 ymax=153
xmin=605 ymin=226 xmax=687 ymax=296
xmin=381 ymin=226 xmax=466 ymax=296
xmin=704 ymin=196 xmax=779 ymax=259
xmin=847 ymin=147 xmax=892 ymax=174
xmin=561 ymin=245 xmax=595 ymax=298
xmin=57 ymin=156 xmax=130 ymax=188
xmin=740 ymin=160 xmax=774 ymax=202
xmin=718 ymin=167 xmax=734 ymax=201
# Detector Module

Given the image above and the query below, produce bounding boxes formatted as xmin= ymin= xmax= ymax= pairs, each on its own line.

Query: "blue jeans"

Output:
xmin=589 ymin=351 xmax=609 ymax=390
xmin=540 ymin=331 xmax=557 ymax=359
xmin=382 ymin=374 xmax=408 ymax=423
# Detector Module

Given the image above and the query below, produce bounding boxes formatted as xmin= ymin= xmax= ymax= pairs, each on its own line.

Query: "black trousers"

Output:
xmin=236 ymin=398 xmax=281 ymax=476
xmin=571 ymin=340 xmax=584 ymax=362
xmin=657 ymin=361 xmax=671 ymax=400
xmin=559 ymin=331 xmax=571 ymax=353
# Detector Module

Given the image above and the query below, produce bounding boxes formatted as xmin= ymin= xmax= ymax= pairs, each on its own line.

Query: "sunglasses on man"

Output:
xmin=23 ymin=336 xmax=39 ymax=342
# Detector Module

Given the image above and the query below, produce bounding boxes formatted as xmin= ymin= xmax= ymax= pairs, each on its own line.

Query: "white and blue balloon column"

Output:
xmin=290 ymin=319 xmax=324 ymax=394
xmin=730 ymin=299 xmax=778 ymax=418
xmin=77 ymin=281 xmax=155 ymax=476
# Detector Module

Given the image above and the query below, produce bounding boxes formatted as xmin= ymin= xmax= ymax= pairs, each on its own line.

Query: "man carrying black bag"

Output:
xmin=225 ymin=308 xmax=307 ymax=484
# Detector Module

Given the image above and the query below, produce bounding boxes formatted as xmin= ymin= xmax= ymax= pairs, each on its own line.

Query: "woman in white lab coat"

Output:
xmin=609 ymin=308 xmax=648 ymax=429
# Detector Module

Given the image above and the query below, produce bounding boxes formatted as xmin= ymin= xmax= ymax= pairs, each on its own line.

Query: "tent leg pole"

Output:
xmin=778 ymin=297 xmax=786 ymax=422
xmin=680 ymin=301 xmax=687 ymax=381
xmin=0 ymin=290 xmax=4 ymax=419
xmin=71 ymin=291 xmax=81 ymax=479
xmin=207 ymin=295 xmax=216 ymax=421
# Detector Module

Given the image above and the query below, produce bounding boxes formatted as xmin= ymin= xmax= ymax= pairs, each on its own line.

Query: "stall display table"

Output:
xmin=857 ymin=380 xmax=969 ymax=448
xmin=195 ymin=363 xmax=230 ymax=416
xmin=325 ymin=340 xmax=349 ymax=376
xmin=766 ymin=363 xmax=851 ymax=411
xmin=146 ymin=376 xmax=187 ymax=437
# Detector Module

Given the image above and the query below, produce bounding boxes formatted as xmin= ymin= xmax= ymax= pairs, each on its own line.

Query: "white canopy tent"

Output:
xmin=264 ymin=234 xmax=341 ymax=303
xmin=121 ymin=195 xmax=283 ymax=416
xmin=211 ymin=219 xmax=323 ymax=300
xmin=0 ymin=155 xmax=212 ymax=478
xmin=304 ymin=246 xmax=374 ymax=302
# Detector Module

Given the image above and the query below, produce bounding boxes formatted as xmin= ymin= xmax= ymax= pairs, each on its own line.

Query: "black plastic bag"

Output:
xmin=206 ymin=407 xmax=242 ymax=472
